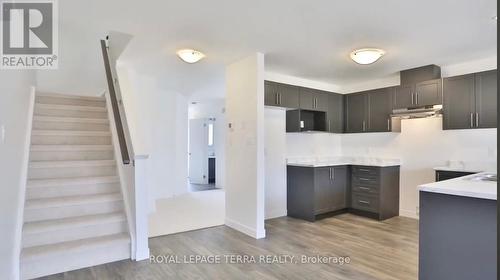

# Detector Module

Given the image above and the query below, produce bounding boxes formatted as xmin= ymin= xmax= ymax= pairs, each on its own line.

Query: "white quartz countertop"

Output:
xmin=286 ymin=157 xmax=401 ymax=167
xmin=433 ymin=166 xmax=484 ymax=173
xmin=418 ymin=172 xmax=497 ymax=200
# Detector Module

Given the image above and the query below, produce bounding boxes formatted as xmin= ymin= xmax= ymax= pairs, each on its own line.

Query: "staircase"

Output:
xmin=21 ymin=93 xmax=131 ymax=279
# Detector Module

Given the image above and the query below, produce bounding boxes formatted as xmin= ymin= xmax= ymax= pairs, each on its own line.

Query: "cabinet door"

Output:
xmin=331 ymin=166 xmax=348 ymax=211
xmin=299 ymin=88 xmax=315 ymax=110
xmin=277 ymin=83 xmax=300 ymax=108
xmin=314 ymin=91 xmax=329 ymax=112
xmin=475 ymin=70 xmax=497 ymax=129
xmin=368 ymin=88 xmax=393 ymax=132
xmin=345 ymin=93 xmax=367 ymax=133
xmin=327 ymin=93 xmax=344 ymax=133
xmin=314 ymin=167 xmax=334 ymax=214
xmin=393 ymin=84 xmax=414 ymax=109
xmin=264 ymin=81 xmax=279 ymax=106
xmin=443 ymin=74 xmax=476 ymax=130
xmin=415 ymin=79 xmax=442 ymax=106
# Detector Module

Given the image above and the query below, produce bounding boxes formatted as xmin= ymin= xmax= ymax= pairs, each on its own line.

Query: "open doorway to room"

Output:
xmin=188 ymin=100 xmax=226 ymax=192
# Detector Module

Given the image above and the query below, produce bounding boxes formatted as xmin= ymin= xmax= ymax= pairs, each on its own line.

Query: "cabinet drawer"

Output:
xmin=351 ymin=193 xmax=379 ymax=213
xmin=351 ymin=175 xmax=379 ymax=187
xmin=351 ymin=184 xmax=379 ymax=195
xmin=352 ymin=166 xmax=379 ymax=177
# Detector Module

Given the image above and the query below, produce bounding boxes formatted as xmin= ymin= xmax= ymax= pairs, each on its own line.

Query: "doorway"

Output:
xmin=188 ymin=118 xmax=217 ymax=191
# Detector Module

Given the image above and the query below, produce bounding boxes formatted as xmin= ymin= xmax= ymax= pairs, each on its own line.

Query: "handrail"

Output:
xmin=100 ymin=39 xmax=130 ymax=164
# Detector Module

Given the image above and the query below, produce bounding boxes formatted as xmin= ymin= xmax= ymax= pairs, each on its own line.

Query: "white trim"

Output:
xmin=265 ymin=209 xmax=287 ymax=220
xmin=133 ymin=157 xmax=150 ymax=261
xmin=224 ymin=218 xmax=266 ymax=239
xmin=399 ymin=209 xmax=419 ymax=220
xmin=13 ymin=86 xmax=36 ymax=280
xmin=104 ymin=90 xmax=137 ymax=259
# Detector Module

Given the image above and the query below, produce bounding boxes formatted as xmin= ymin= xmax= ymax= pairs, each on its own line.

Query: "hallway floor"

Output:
xmin=38 ymin=214 xmax=418 ymax=280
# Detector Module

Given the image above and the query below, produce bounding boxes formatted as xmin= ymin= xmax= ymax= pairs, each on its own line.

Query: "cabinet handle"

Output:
xmin=475 ymin=113 xmax=479 ymax=127
xmin=275 ymin=93 xmax=279 ymax=105
xmin=411 ymin=92 xmax=414 ymax=105
xmin=329 ymin=168 xmax=332 ymax=179
xmin=279 ymin=93 xmax=282 ymax=105
xmin=387 ymin=118 xmax=390 ymax=131
xmin=331 ymin=168 xmax=334 ymax=181
xmin=359 ymin=169 xmax=370 ymax=172
xmin=362 ymin=121 xmax=366 ymax=131
xmin=358 ymin=200 xmax=370 ymax=205
xmin=359 ymin=178 xmax=370 ymax=181
xmin=415 ymin=91 xmax=418 ymax=105
xmin=470 ymin=113 xmax=474 ymax=128
xmin=328 ymin=120 xmax=331 ymax=132
xmin=359 ymin=187 xmax=370 ymax=190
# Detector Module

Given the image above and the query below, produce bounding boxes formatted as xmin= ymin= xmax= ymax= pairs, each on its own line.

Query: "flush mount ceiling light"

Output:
xmin=350 ymin=48 xmax=385 ymax=65
xmin=177 ymin=49 xmax=205 ymax=63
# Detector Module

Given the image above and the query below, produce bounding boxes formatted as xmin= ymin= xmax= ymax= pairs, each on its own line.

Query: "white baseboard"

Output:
xmin=265 ymin=209 xmax=287 ymax=220
xmin=399 ymin=209 xmax=419 ymax=220
xmin=225 ymin=218 xmax=266 ymax=239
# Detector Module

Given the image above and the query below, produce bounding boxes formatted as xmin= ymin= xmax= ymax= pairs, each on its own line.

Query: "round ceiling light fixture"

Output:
xmin=177 ymin=49 xmax=205 ymax=63
xmin=350 ymin=48 xmax=385 ymax=65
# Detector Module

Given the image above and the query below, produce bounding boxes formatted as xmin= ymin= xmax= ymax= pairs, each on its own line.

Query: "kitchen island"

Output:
xmin=418 ymin=173 xmax=497 ymax=280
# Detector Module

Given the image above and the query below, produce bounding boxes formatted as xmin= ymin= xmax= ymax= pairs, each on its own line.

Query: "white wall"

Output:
xmin=225 ymin=53 xmax=266 ymax=239
xmin=117 ymin=66 xmax=189 ymax=211
xmin=0 ymin=70 xmax=36 ymax=280
xmin=342 ymin=118 xmax=496 ymax=218
xmin=188 ymin=100 xmax=226 ymax=188
xmin=264 ymin=108 xmax=287 ymax=219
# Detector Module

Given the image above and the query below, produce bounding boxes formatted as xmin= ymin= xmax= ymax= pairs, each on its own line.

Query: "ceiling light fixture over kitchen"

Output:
xmin=350 ymin=48 xmax=385 ymax=65
xmin=177 ymin=49 xmax=205 ymax=63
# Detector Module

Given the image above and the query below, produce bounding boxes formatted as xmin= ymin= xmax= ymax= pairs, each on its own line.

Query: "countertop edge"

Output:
xmin=418 ymin=187 xmax=497 ymax=200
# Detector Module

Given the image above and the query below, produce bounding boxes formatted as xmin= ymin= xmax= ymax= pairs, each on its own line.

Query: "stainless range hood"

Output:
xmin=391 ymin=105 xmax=443 ymax=119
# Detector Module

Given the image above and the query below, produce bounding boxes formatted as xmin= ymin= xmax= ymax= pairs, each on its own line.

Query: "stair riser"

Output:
xmin=28 ymin=165 xmax=117 ymax=179
xmin=24 ymin=201 xmax=124 ymax=222
xmin=34 ymin=107 xmax=108 ymax=119
xmin=22 ymin=221 xmax=128 ymax=248
xmin=33 ymin=121 xmax=110 ymax=131
xmin=30 ymin=150 xmax=114 ymax=161
xmin=21 ymin=241 xmax=130 ymax=280
xmin=36 ymin=96 xmax=106 ymax=108
xmin=26 ymin=183 xmax=120 ymax=199
xmin=31 ymin=135 xmax=112 ymax=145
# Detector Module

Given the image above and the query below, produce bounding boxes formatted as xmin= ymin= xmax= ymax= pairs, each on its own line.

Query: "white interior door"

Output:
xmin=189 ymin=119 xmax=209 ymax=184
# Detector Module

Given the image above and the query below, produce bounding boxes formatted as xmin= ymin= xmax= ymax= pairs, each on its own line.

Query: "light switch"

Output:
xmin=1 ymin=125 xmax=5 ymax=143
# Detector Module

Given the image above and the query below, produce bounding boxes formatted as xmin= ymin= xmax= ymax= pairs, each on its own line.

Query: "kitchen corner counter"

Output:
xmin=286 ymin=157 xmax=401 ymax=167
xmin=418 ymin=172 xmax=497 ymax=200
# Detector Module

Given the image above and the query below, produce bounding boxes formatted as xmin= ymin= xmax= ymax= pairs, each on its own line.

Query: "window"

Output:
xmin=208 ymin=123 xmax=214 ymax=146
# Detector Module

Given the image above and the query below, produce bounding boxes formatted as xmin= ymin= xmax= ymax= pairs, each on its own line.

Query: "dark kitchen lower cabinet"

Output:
xmin=443 ymin=69 xmax=497 ymax=130
xmin=287 ymin=165 xmax=400 ymax=222
xmin=287 ymin=165 xmax=348 ymax=222
xmin=419 ymin=191 xmax=496 ymax=280
xmin=435 ymin=170 xmax=476 ymax=181
xmin=349 ymin=165 xmax=400 ymax=220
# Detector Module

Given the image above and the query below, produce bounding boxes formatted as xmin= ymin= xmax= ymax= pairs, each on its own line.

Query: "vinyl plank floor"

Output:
xmin=38 ymin=214 xmax=418 ymax=280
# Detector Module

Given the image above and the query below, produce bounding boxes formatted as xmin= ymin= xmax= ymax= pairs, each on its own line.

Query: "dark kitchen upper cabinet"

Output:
xmin=368 ymin=87 xmax=394 ymax=132
xmin=286 ymin=109 xmax=327 ymax=132
xmin=443 ymin=74 xmax=475 ymax=130
xmin=415 ymin=79 xmax=442 ymax=107
xmin=345 ymin=93 xmax=367 ymax=133
xmin=394 ymin=79 xmax=442 ymax=109
xmin=443 ymin=70 xmax=497 ymax=130
xmin=327 ymin=93 xmax=344 ymax=133
xmin=264 ymin=81 xmax=299 ymax=108
xmin=394 ymin=84 xmax=414 ymax=109
xmin=299 ymin=88 xmax=328 ymax=112
xmin=474 ymin=70 xmax=497 ymax=128
xmin=264 ymin=81 xmax=279 ymax=106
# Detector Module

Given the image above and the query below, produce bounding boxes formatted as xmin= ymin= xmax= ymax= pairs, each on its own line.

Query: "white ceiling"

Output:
xmin=46 ymin=0 xmax=497 ymax=98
